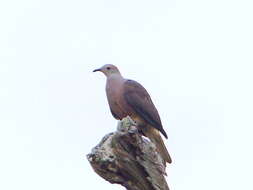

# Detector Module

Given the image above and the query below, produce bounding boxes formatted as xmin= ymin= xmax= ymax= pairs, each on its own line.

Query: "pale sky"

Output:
xmin=0 ymin=0 xmax=253 ymax=190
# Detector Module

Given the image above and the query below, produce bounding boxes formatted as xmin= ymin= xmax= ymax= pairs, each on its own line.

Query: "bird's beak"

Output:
xmin=93 ymin=68 xmax=101 ymax=72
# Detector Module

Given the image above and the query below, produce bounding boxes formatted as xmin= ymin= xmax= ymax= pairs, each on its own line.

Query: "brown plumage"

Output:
xmin=93 ymin=64 xmax=172 ymax=164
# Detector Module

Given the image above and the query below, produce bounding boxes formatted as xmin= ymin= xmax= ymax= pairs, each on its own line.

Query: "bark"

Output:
xmin=87 ymin=116 xmax=169 ymax=190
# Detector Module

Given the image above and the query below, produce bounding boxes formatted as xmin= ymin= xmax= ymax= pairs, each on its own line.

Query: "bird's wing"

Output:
xmin=123 ymin=80 xmax=168 ymax=138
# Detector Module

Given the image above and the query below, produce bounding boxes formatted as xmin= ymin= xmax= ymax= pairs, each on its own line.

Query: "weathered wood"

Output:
xmin=87 ymin=117 xmax=169 ymax=190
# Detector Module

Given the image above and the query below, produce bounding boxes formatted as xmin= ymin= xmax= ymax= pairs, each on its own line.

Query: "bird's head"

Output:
xmin=93 ymin=64 xmax=121 ymax=77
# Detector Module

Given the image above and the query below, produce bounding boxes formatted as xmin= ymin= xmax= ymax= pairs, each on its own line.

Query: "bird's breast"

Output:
xmin=106 ymin=78 xmax=128 ymax=119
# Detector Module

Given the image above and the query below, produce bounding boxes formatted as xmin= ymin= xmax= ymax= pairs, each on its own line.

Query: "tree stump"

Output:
xmin=87 ymin=116 xmax=169 ymax=190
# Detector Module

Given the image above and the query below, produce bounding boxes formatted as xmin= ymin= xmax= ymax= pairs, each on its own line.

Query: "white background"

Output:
xmin=0 ymin=0 xmax=252 ymax=189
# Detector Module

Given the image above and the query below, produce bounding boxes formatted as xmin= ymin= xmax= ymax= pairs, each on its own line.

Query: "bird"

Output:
xmin=93 ymin=64 xmax=172 ymax=164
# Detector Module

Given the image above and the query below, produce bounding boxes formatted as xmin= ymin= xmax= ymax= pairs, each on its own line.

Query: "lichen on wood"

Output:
xmin=87 ymin=116 xmax=169 ymax=190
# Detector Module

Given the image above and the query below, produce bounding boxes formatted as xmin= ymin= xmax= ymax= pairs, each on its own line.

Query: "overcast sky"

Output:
xmin=0 ymin=0 xmax=253 ymax=189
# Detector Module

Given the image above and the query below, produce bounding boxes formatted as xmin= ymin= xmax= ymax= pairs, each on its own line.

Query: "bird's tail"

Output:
xmin=145 ymin=126 xmax=172 ymax=164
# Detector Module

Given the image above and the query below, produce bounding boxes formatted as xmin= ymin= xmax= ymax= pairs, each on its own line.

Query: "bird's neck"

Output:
xmin=106 ymin=73 xmax=125 ymax=86
xmin=107 ymin=73 xmax=124 ymax=80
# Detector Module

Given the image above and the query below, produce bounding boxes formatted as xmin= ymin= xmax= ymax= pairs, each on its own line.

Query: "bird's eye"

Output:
xmin=106 ymin=67 xmax=111 ymax=70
